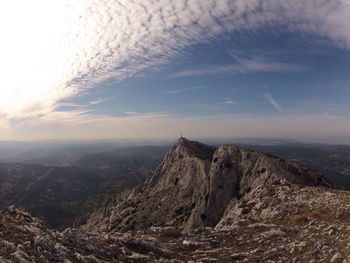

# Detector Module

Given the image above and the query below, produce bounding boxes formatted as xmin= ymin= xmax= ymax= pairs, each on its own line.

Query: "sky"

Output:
xmin=0 ymin=0 xmax=350 ymax=141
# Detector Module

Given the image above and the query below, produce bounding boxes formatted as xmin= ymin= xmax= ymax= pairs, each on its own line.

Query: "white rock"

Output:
xmin=7 ymin=205 xmax=16 ymax=213
xmin=331 ymin=252 xmax=342 ymax=262
xmin=261 ymin=229 xmax=286 ymax=239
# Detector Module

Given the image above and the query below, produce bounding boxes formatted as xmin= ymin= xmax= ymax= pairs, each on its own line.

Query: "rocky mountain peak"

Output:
xmin=82 ymin=139 xmax=335 ymax=234
xmin=170 ymin=137 xmax=216 ymax=160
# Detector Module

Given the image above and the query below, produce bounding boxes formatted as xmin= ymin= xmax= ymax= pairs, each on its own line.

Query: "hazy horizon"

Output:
xmin=2 ymin=135 xmax=350 ymax=144
xmin=1 ymin=135 xmax=350 ymax=160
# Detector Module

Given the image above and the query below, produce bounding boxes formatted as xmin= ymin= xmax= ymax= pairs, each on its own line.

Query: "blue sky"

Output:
xmin=85 ymin=32 xmax=350 ymax=117
xmin=60 ymin=29 xmax=350 ymax=130
xmin=1 ymin=0 xmax=350 ymax=140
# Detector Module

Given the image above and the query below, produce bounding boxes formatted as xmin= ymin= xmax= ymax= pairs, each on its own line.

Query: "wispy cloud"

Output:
xmin=59 ymin=103 xmax=87 ymax=108
xmin=125 ymin=111 xmax=139 ymax=115
xmin=1 ymin=0 xmax=349 ymax=119
xmin=89 ymin=98 xmax=106 ymax=105
xmin=263 ymin=93 xmax=284 ymax=113
xmin=165 ymin=87 xmax=204 ymax=94
xmin=223 ymin=99 xmax=236 ymax=105
xmin=171 ymin=57 xmax=306 ymax=78
xmin=60 ymin=98 xmax=107 ymax=108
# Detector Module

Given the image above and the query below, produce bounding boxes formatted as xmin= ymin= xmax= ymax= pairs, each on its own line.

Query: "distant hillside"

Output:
xmin=242 ymin=143 xmax=350 ymax=190
xmin=0 ymin=146 xmax=168 ymax=229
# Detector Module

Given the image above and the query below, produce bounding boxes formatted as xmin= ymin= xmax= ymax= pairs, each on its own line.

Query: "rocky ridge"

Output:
xmin=82 ymin=138 xmax=333 ymax=233
xmin=0 ymin=206 xmax=178 ymax=262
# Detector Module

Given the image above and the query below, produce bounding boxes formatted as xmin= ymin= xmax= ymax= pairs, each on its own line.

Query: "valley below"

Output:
xmin=0 ymin=146 xmax=168 ymax=229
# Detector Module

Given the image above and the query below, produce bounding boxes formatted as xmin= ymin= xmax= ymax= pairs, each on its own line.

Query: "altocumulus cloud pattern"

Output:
xmin=0 ymin=0 xmax=349 ymax=119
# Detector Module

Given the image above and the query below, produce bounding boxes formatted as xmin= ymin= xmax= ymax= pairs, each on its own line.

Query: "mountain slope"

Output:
xmin=82 ymin=138 xmax=333 ymax=233
xmin=241 ymin=143 xmax=350 ymax=190
xmin=0 ymin=146 xmax=167 ymax=229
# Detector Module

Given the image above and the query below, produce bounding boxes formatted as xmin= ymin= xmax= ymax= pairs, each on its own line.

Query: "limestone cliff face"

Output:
xmin=82 ymin=138 xmax=333 ymax=233
xmin=82 ymin=138 xmax=216 ymax=233
xmin=204 ymin=145 xmax=333 ymax=227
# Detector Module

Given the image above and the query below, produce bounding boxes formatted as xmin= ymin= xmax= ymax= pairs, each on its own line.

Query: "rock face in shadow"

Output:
xmin=82 ymin=138 xmax=333 ymax=233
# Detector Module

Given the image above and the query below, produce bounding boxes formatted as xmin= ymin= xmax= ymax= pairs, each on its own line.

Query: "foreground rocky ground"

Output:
xmin=1 ymin=184 xmax=349 ymax=262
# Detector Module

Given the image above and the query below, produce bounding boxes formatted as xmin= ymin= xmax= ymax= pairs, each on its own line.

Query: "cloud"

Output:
xmin=59 ymin=98 xmax=108 ymax=110
xmin=223 ymin=99 xmax=236 ymax=105
xmin=263 ymin=93 xmax=284 ymax=113
xmin=125 ymin=111 xmax=139 ymax=115
xmin=1 ymin=0 xmax=349 ymax=119
xmin=165 ymin=87 xmax=204 ymax=94
xmin=89 ymin=99 xmax=106 ymax=105
xmin=171 ymin=57 xmax=306 ymax=78
xmin=60 ymin=103 xmax=87 ymax=108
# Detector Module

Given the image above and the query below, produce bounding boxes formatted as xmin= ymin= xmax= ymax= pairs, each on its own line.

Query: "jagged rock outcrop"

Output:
xmin=82 ymin=138 xmax=332 ymax=233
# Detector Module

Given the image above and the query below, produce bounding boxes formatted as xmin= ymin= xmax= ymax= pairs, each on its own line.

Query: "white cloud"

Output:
xmin=171 ymin=57 xmax=306 ymax=78
xmin=263 ymin=93 xmax=284 ymax=113
xmin=165 ymin=87 xmax=204 ymax=94
xmin=60 ymin=103 xmax=87 ymax=108
xmin=60 ymin=98 xmax=108 ymax=109
xmin=224 ymin=100 xmax=236 ymax=105
xmin=89 ymin=99 xmax=106 ymax=105
xmin=125 ymin=111 xmax=139 ymax=115
xmin=0 ymin=0 xmax=349 ymax=119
